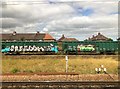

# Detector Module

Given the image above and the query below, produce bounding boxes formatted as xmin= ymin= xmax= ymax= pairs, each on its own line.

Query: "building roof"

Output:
xmin=0 ymin=31 xmax=55 ymax=41
xmin=87 ymin=33 xmax=110 ymax=41
xmin=62 ymin=38 xmax=78 ymax=41
xmin=43 ymin=33 xmax=55 ymax=40
xmin=58 ymin=34 xmax=65 ymax=41
xmin=58 ymin=34 xmax=78 ymax=42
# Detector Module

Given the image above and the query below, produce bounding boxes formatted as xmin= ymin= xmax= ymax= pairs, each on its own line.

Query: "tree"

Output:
xmin=107 ymin=38 xmax=113 ymax=41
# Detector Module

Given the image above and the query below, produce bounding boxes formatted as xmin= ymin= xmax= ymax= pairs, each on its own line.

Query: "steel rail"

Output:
xmin=1 ymin=81 xmax=120 ymax=88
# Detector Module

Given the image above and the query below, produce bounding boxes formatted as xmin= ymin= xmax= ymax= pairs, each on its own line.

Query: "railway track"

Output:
xmin=1 ymin=81 xmax=120 ymax=89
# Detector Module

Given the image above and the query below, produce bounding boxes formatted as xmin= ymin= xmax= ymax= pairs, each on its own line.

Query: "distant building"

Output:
xmin=58 ymin=34 xmax=78 ymax=42
xmin=0 ymin=31 xmax=55 ymax=42
xmin=86 ymin=32 xmax=113 ymax=41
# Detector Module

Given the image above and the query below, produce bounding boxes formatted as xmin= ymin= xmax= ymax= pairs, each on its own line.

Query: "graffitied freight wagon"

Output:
xmin=1 ymin=41 xmax=119 ymax=55
xmin=62 ymin=41 xmax=119 ymax=55
xmin=1 ymin=41 xmax=58 ymax=54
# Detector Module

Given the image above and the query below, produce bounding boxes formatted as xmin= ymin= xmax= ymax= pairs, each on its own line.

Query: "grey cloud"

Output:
xmin=1 ymin=1 xmax=118 ymax=40
xmin=1 ymin=18 xmax=23 ymax=28
xmin=1 ymin=3 xmax=74 ymax=29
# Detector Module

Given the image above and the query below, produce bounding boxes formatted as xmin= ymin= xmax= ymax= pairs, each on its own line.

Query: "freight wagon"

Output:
xmin=62 ymin=41 xmax=119 ymax=55
xmin=1 ymin=41 xmax=58 ymax=54
xmin=1 ymin=41 xmax=119 ymax=55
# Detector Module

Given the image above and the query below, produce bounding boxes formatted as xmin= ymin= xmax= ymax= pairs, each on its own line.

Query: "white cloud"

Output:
xmin=1 ymin=0 xmax=119 ymax=40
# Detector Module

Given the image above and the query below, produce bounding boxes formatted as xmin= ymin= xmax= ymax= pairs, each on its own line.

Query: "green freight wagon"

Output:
xmin=95 ymin=41 xmax=118 ymax=54
xmin=1 ymin=41 xmax=58 ymax=54
xmin=62 ymin=41 xmax=118 ymax=54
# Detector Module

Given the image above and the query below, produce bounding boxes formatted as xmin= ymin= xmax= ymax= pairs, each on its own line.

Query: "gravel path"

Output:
xmin=1 ymin=74 xmax=118 ymax=82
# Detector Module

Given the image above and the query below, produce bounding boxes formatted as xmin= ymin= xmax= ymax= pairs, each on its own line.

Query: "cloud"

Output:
xmin=1 ymin=0 xmax=118 ymax=40
xmin=1 ymin=18 xmax=23 ymax=28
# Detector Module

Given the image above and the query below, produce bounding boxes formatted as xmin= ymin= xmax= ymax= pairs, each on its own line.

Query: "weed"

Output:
xmin=11 ymin=68 xmax=20 ymax=73
xmin=2 ymin=55 xmax=118 ymax=74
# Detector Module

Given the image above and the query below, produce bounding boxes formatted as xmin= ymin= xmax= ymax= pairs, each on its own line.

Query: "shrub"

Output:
xmin=11 ymin=68 xmax=20 ymax=73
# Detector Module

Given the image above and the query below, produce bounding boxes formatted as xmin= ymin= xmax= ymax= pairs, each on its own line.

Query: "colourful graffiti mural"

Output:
xmin=77 ymin=44 xmax=95 ymax=52
xmin=1 ymin=44 xmax=58 ymax=53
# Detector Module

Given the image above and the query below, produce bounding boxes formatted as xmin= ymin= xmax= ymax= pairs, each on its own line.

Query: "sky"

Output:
xmin=1 ymin=0 xmax=119 ymax=40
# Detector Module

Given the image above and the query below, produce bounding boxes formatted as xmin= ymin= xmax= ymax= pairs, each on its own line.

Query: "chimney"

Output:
xmin=62 ymin=34 xmax=65 ymax=38
xmin=13 ymin=31 xmax=16 ymax=35
xmin=92 ymin=35 xmax=95 ymax=38
xmin=98 ymin=32 xmax=101 ymax=35
xmin=36 ymin=31 xmax=40 ymax=35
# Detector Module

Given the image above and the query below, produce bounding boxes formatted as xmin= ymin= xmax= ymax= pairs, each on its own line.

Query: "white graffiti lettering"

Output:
xmin=9 ymin=44 xmax=55 ymax=52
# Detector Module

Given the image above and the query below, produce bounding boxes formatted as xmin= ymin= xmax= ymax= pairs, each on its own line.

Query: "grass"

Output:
xmin=2 ymin=55 xmax=118 ymax=74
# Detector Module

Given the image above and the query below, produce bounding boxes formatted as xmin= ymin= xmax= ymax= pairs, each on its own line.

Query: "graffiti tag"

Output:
xmin=2 ymin=44 xmax=58 ymax=53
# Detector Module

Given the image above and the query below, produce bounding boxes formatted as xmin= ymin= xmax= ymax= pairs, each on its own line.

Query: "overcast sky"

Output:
xmin=1 ymin=0 xmax=119 ymax=40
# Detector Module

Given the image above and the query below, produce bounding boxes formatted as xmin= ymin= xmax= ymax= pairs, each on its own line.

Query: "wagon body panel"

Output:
xmin=1 ymin=41 xmax=58 ymax=54
xmin=62 ymin=41 xmax=118 ymax=54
